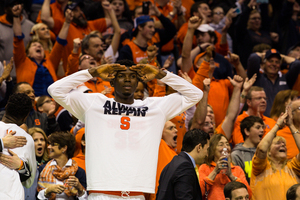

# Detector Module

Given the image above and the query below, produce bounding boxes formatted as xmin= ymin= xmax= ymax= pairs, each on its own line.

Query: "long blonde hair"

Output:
xmin=28 ymin=127 xmax=49 ymax=162
xmin=30 ymin=23 xmax=53 ymax=52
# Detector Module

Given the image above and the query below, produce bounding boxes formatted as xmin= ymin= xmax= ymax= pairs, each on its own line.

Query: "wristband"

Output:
xmin=17 ymin=160 xmax=24 ymax=170
xmin=240 ymin=93 xmax=246 ymax=99
xmin=293 ymin=130 xmax=300 ymax=135
xmin=276 ymin=123 xmax=283 ymax=129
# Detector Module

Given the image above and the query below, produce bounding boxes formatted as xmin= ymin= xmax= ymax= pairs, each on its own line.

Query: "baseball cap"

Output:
xmin=5 ymin=0 xmax=23 ymax=7
xmin=134 ymin=15 xmax=154 ymax=30
xmin=265 ymin=49 xmax=281 ymax=60
xmin=65 ymin=0 xmax=84 ymax=11
xmin=196 ymin=24 xmax=214 ymax=32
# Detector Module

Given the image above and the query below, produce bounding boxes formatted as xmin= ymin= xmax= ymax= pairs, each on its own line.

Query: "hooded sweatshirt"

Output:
xmin=0 ymin=14 xmax=34 ymax=78
xmin=231 ymin=143 xmax=256 ymax=184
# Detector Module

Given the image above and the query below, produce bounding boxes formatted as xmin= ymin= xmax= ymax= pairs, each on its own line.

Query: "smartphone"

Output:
xmin=234 ymin=8 xmax=241 ymax=14
xmin=142 ymin=1 xmax=151 ymax=15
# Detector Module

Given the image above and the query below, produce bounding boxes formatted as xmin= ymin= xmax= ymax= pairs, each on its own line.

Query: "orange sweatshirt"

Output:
xmin=13 ymin=36 xmax=64 ymax=86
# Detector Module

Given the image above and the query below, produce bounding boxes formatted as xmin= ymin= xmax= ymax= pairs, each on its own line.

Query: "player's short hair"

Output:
xmin=6 ymin=93 xmax=32 ymax=120
xmin=181 ymin=129 xmax=210 ymax=152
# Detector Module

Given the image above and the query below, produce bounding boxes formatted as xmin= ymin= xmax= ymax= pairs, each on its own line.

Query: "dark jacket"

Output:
xmin=26 ymin=110 xmax=60 ymax=136
xmin=156 ymin=152 xmax=202 ymax=200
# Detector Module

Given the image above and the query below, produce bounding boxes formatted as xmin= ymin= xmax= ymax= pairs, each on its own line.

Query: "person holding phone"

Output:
xmin=117 ymin=2 xmax=177 ymax=65
xmin=198 ymin=134 xmax=251 ymax=200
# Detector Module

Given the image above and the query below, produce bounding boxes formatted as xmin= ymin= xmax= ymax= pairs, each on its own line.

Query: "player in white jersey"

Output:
xmin=48 ymin=59 xmax=203 ymax=200
xmin=0 ymin=93 xmax=36 ymax=199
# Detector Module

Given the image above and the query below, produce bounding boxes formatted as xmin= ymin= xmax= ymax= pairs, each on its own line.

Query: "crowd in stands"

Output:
xmin=1 ymin=0 xmax=300 ymax=199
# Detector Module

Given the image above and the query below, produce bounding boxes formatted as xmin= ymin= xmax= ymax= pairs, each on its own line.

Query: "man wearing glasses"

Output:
xmin=230 ymin=86 xmax=276 ymax=146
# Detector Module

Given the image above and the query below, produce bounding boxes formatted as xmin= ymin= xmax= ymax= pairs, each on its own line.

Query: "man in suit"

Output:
xmin=156 ymin=129 xmax=210 ymax=200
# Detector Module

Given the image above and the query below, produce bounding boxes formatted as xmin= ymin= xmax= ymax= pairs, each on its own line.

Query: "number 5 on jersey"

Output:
xmin=120 ymin=116 xmax=130 ymax=130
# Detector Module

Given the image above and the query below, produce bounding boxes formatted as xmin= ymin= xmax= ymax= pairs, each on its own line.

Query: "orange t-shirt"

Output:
xmin=149 ymin=139 xmax=177 ymax=200
xmin=127 ymin=41 xmax=148 ymax=64
xmin=84 ymin=78 xmax=115 ymax=98
xmin=65 ymin=51 xmax=80 ymax=76
xmin=126 ymin=0 xmax=144 ymax=11
xmin=232 ymin=111 xmax=276 ymax=146
xmin=73 ymin=152 xmax=86 ymax=172
xmin=192 ymin=60 xmax=233 ymax=126
xmin=277 ymin=126 xmax=299 ymax=159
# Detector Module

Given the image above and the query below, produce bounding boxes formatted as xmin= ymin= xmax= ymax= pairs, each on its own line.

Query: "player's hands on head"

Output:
xmin=130 ymin=64 xmax=166 ymax=82
xmin=89 ymin=64 xmax=126 ymax=81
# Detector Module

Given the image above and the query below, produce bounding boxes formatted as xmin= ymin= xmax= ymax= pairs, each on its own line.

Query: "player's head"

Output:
xmin=5 ymin=93 xmax=33 ymax=125
xmin=111 ymin=60 xmax=139 ymax=102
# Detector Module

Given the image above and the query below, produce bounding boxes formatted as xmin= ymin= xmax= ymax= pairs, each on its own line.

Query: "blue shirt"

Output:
xmin=184 ymin=151 xmax=196 ymax=168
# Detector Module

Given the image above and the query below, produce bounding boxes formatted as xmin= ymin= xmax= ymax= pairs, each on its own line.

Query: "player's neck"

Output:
xmin=2 ymin=115 xmax=23 ymax=126
xmin=114 ymin=96 xmax=134 ymax=104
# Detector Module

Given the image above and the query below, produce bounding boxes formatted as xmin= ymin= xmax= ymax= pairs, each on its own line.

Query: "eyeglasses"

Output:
xmin=250 ymin=97 xmax=268 ymax=101
xmin=213 ymin=12 xmax=224 ymax=15
xmin=49 ymin=142 xmax=59 ymax=147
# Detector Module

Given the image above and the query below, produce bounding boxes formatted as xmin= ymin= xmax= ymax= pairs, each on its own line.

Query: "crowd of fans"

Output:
xmin=1 ymin=0 xmax=300 ymax=199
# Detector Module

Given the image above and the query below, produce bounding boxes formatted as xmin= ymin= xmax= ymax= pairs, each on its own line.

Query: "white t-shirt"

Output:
xmin=0 ymin=122 xmax=36 ymax=199
xmin=48 ymin=70 xmax=203 ymax=193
